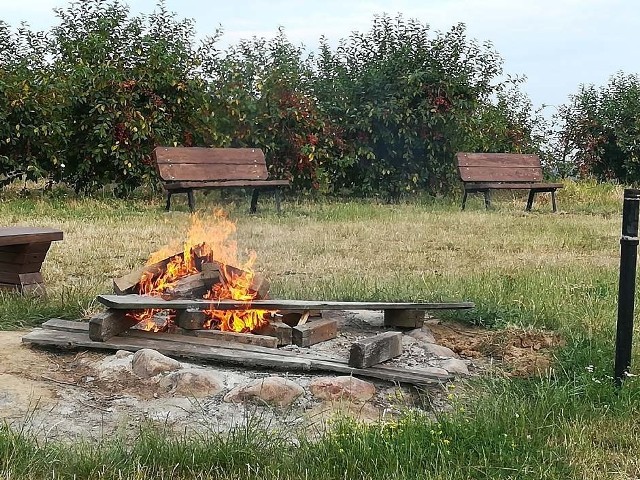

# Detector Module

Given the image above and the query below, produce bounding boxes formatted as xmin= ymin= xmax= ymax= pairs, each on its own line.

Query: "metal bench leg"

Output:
xmin=187 ymin=190 xmax=195 ymax=212
xmin=461 ymin=191 xmax=468 ymax=210
xmin=274 ymin=188 xmax=281 ymax=213
xmin=526 ymin=190 xmax=535 ymax=211
xmin=250 ymin=189 xmax=260 ymax=214
xmin=551 ymin=190 xmax=557 ymax=212
xmin=484 ymin=190 xmax=491 ymax=209
xmin=165 ymin=192 xmax=172 ymax=211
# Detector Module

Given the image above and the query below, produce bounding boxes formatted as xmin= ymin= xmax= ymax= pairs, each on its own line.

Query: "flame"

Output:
xmin=132 ymin=210 xmax=273 ymax=332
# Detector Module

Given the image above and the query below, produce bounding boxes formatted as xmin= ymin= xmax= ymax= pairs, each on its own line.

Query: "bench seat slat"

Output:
xmin=459 ymin=166 xmax=542 ymax=182
xmin=456 ymin=153 xmax=541 ymax=167
xmin=464 ymin=182 xmax=563 ymax=190
xmin=165 ymin=179 xmax=290 ymax=190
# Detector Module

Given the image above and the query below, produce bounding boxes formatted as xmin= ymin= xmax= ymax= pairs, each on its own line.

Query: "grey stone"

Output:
xmin=158 ymin=369 xmax=224 ymax=398
xmin=422 ymin=343 xmax=457 ymax=358
xmin=223 ymin=376 xmax=304 ymax=407
xmin=131 ymin=349 xmax=182 ymax=379
xmin=439 ymin=358 xmax=469 ymax=375
xmin=309 ymin=376 xmax=376 ymax=402
xmin=406 ymin=326 xmax=436 ymax=344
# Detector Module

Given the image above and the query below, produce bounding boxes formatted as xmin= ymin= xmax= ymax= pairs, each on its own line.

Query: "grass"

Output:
xmin=3 ymin=181 xmax=640 ymax=479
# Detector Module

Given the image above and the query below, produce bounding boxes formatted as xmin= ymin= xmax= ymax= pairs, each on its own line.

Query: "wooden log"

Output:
xmin=218 ymin=263 xmax=270 ymax=299
xmin=279 ymin=309 xmax=321 ymax=327
xmin=292 ymin=318 xmax=337 ymax=347
xmin=383 ymin=309 xmax=426 ymax=328
xmin=162 ymin=268 xmax=220 ymax=299
xmin=175 ymin=308 xmax=208 ymax=330
xmin=89 ymin=309 xmax=140 ymax=341
xmin=254 ymin=321 xmax=292 ymax=346
xmin=113 ymin=251 xmax=183 ymax=294
xmin=349 ymin=331 xmax=403 ymax=368
xmin=97 ymin=294 xmax=476 ymax=312
xmin=192 ymin=329 xmax=278 ymax=348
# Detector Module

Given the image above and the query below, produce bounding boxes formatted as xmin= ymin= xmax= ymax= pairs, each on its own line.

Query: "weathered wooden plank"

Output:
xmin=112 ymin=251 xmax=183 ymax=295
xmin=175 ymin=309 xmax=207 ymax=329
xmin=459 ymin=166 xmax=542 ymax=183
xmin=88 ymin=309 xmax=140 ymax=341
xmin=464 ymin=182 xmax=563 ymax=190
xmin=22 ymin=327 xmax=451 ymax=385
xmin=349 ymin=332 xmax=403 ymax=368
xmin=37 ymin=319 xmax=454 ymax=383
xmin=455 ymin=152 xmax=541 ymax=168
xmin=0 ymin=271 xmax=43 ymax=285
xmin=192 ymin=329 xmax=278 ymax=348
xmin=157 ymin=163 xmax=267 ymax=182
xmin=154 ymin=147 xmax=266 ymax=166
xmin=292 ymin=319 xmax=338 ymax=347
xmin=0 ymin=227 xmax=63 ymax=247
xmin=97 ymin=294 xmax=475 ymax=311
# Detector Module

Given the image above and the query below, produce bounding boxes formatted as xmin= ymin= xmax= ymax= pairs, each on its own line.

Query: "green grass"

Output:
xmin=3 ymin=181 xmax=640 ymax=479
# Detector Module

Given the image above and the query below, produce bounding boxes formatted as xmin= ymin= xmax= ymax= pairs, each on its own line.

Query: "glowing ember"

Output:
xmin=131 ymin=210 xmax=274 ymax=332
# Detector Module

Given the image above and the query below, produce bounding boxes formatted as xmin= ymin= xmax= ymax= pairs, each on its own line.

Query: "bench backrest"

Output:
xmin=154 ymin=147 xmax=269 ymax=182
xmin=456 ymin=152 xmax=543 ymax=183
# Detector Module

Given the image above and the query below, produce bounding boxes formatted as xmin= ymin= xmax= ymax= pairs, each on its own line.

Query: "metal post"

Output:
xmin=615 ymin=188 xmax=640 ymax=386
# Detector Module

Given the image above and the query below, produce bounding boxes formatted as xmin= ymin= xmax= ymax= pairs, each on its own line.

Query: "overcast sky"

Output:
xmin=1 ymin=0 xmax=638 ymax=113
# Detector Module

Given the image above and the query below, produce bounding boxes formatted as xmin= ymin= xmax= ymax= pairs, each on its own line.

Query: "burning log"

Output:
xmin=254 ymin=321 xmax=292 ymax=346
xmin=162 ymin=266 xmax=220 ymax=299
xmin=175 ymin=309 xmax=208 ymax=330
xmin=113 ymin=251 xmax=183 ymax=295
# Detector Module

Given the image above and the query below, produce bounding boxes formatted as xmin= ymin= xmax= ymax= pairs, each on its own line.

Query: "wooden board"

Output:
xmin=292 ymin=319 xmax=338 ymax=347
xmin=0 ymin=227 xmax=63 ymax=246
xmin=458 ymin=166 xmax=543 ymax=183
xmin=165 ymin=179 xmax=290 ymax=190
xmin=30 ymin=319 xmax=453 ymax=385
xmin=96 ymin=294 xmax=475 ymax=311
xmin=154 ymin=147 xmax=267 ymax=166
xmin=158 ymin=163 xmax=267 ymax=182
xmin=456 ymin=152 xmax=541 ymax=168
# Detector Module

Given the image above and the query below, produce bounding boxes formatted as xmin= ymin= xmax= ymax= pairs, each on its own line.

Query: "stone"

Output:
xmin=309 ymin=376 xmax=376 ymax=402
xmin=115 ymin=350 xmax=133 ymax=359
xmin=131 ymin=349 xmax=182 ymax=379
xmin=223 ymin=376 xmax=304 ymax=407
xmin=406 ymin=326 xmax=436 ymax=344
xmin=423 ymin=343 xmax=457 ymax=358
xmin=158 ymin=369 xmax=224 ymax=398
xmin=439 ymin=358 xmax=469 ymax=375
xmin=420 ymin=366 xmax=450 ymax=376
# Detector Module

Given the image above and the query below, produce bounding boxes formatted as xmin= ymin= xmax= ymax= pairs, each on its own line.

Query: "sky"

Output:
xmin=1 ymin=0 xmax=639 ymax=114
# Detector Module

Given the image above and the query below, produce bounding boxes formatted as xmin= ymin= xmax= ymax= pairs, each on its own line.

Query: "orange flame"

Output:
xmin=132 ymin=210 xmax=273 ymax=332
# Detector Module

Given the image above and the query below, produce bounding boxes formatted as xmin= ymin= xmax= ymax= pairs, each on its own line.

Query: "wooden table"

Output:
xmin=0 ymin=227 xmax=64 ymax=295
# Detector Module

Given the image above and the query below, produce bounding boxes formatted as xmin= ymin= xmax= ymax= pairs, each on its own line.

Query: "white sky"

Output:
xmin=1 ymin=0 xmax=639 ymax=113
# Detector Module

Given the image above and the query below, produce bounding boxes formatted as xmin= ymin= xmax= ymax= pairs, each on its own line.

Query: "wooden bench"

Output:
xmin=455 ymin=152 xmax=563 ymax=212
xmin=0 ymin=227 xmax=63 ymax=295
xmin=153 ymin=147 xmax=290 ymax=213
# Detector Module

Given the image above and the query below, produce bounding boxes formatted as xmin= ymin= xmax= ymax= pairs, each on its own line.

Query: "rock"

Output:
xmin=421 ymin=366 xmax=450 ymax=376
xmin=95 ymin=353 xmax=134 ymax=379
xmin=423 ymin=343 xmax=457 ymax=358
xmin=439 ymin=358 xmax=469 ymax=375
xmin=158 ymin=369 xmax=224 ymax=398
xmin=406 ymin=327 xmax=436 ymax=344
xmin=115 ymin=350 xmax=133 ymax=359
xmin=223 ymin=376 xmax=304 ymax=407
xmin=309 ymin=376 xmax=376 ymax=402
xmin=131 ymin=349 xmax=181 ymax=379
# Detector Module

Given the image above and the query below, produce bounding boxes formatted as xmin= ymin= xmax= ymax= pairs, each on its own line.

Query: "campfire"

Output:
xmin=113 ymin=211 xmax=275 ymax=334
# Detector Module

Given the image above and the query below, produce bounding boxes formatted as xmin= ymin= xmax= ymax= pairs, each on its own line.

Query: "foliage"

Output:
xmin=0 ymin=2 xmax=546 ymax=197
xmin=558 ymin=72 xmax=640 ymax=182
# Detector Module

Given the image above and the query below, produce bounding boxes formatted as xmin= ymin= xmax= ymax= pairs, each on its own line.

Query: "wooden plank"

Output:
xmin=165 ymin=179 xmax=290 ymax=190
xmin=157 ymin=163 xmax=268 ymax=182
xmin=192 ymin=329 xmax=278 ymax=348
xmin=154 ymin=147 xmax=266 ymax=165
xmin=37 ymin=319 xmax=454 ymax=384
xmin=112 ymin=251 xmax=183 ymax=294
xmin=0 ymin=242 xmax=53 ymax=254
xmin=22 ymin=328 xmax=451 ymax=385
xmin=0 ymin=227 xmax=63 ymax=246
xmin=292 ymin=319 xmax=337 ymax=347
xmin=175 ymin=309 xmax=207 ymax=329
xmin=458 ymin=166 xmax=542 ymax=182
xmin=0 ymin=271 xmax=43 ymax=285
xmin=0 ymin=261 xmax=45 ymax=273
xmin=88 ymin=309 xmax=140 ymax=341
xmin=0 ymin=251 xmax=48 ymax=264
xmin=349 ymin=332 xmax=403 ymax=368
xmin=96 ymin=294 xmax=475 ymax=311
xmin=456 ymin=152 xmax=541 ymax=168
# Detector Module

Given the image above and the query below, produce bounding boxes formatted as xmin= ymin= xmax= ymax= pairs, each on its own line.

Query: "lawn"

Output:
xmin=2 ymin=181 xmax=640 ymax=479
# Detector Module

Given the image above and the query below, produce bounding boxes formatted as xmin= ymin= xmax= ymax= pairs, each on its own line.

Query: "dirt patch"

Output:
xmin=427 ymin=320 xmax=563 ymax=376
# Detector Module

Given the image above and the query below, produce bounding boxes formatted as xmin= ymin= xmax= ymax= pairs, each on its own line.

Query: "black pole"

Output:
xmin=615 ymin=188 xmax=640 ymax=386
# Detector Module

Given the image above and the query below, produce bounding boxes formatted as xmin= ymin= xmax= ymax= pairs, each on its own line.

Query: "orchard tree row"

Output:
xmin=0 ymin=0 xmax=637 ymax=198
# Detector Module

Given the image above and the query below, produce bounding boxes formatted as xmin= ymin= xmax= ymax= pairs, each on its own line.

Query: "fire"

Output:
xmin=131 ymin=210 xmax=273 ymax=333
